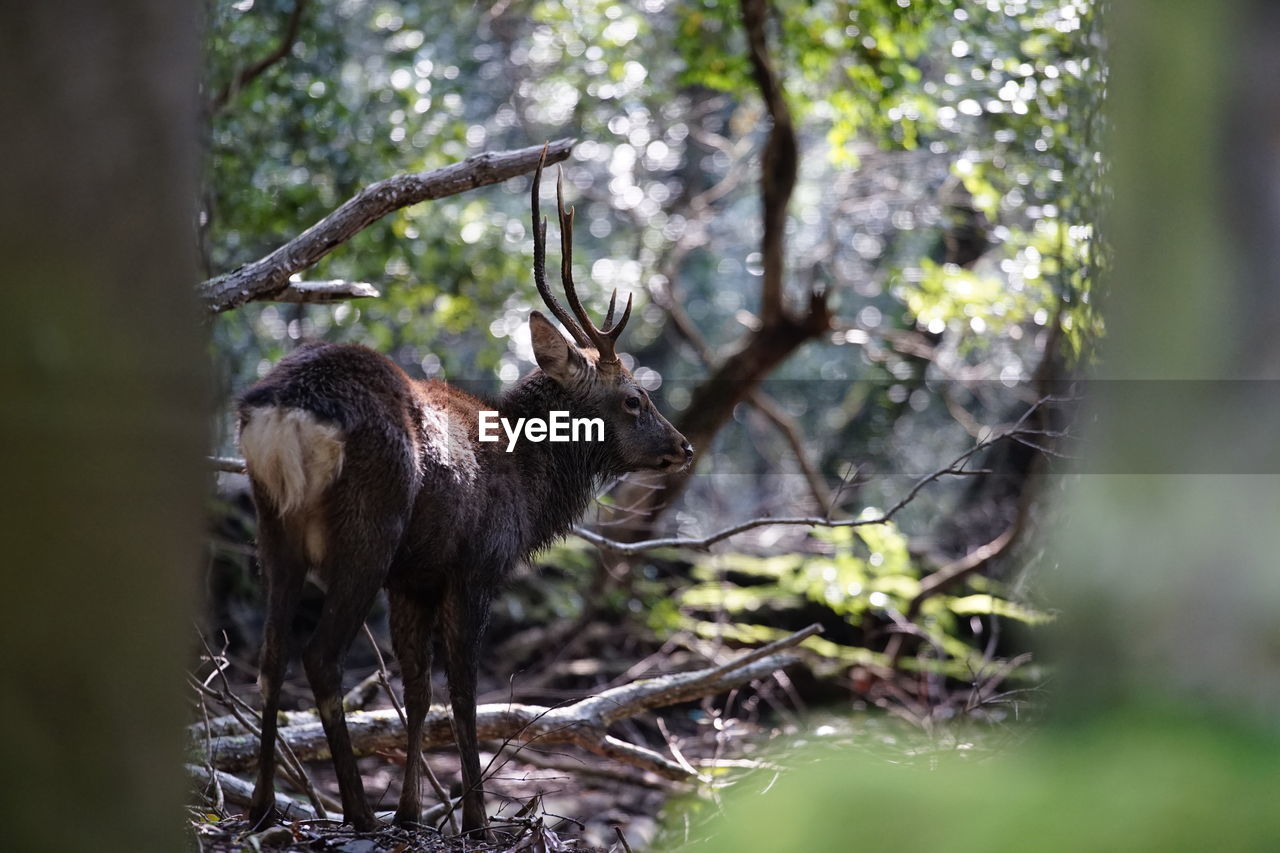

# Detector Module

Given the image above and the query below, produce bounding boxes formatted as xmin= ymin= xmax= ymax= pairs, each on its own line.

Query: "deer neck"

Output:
xmin=498 ymin=373 xmax=609 ymax=550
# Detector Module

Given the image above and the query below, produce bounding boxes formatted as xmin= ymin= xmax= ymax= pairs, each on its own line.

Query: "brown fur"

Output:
xmin=240 ymin=329 xmax=689 ymax=834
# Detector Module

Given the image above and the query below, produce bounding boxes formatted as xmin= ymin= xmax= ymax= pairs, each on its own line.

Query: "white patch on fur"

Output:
xmin=240 ymin=407 xmax=345 ymax=564
xmin=302 ymin=519 xmax=328 ymax=566
xmin=419 ymin=402 xmax=478 ymax=484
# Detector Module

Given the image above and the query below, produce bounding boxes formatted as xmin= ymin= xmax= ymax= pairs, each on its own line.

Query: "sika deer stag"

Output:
xmin=238 ymin=147 xmax=692 ymax=834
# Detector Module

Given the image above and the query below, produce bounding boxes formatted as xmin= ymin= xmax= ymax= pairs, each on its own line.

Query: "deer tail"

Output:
xmin=239 ymin=406 xmax=345 ymax=516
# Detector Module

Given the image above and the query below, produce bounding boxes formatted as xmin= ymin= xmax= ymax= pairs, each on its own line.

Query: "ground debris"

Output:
xmin=190 ymin=813 xmax=621 ymax=853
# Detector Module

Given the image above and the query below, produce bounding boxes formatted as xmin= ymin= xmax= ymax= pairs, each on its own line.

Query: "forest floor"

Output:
xmin=188 ymin=678 xmax=1025 ymax=853
xmin=189 ymin=670 xmax=765 ymax=852
xmin=194 ymin=496 xmax=1038 ymax=852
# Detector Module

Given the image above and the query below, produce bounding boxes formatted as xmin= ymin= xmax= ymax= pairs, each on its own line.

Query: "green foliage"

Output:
xmin=675 ymin=0 xmax=1105 ymax=371
xmin=204 ymin=0 xmax=1102 ymax=672
xmin=903 ymin=254 xmax=1051 ymax=341
xmin=664 ymin=519 xmax=1048 ymax=677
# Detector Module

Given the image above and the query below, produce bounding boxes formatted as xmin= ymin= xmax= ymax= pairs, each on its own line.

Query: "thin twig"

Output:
xmin=361 ymin=624 xmax=458 ymax=835
xmin=210 ymin=405 xmax=1052 ymax=555
xmin=573 ymin=419 xmax=1028 ymax=555
xmin=192 ymin=628 xmax=333 ymax=818
xmin=209 ymin=0 xmax=309 ymax=113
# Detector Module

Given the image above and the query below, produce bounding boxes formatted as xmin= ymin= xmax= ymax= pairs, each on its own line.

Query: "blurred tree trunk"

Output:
xmin=1050 ymin=0 xmax=1280 ymax=716
xmin=0 ymin=5 xmax=207 ymax=852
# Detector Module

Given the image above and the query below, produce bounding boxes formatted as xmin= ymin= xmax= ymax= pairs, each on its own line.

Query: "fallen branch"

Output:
xmin=193 ymin=625 xmax=819 ymax=780
xmin=505 ymin=749 xmax=681 ymax=791
xmin=199 ymin=139 xmax=575 ymax=313
xmin=187 ymin=764 xmax=318 ymax=822
xmin=191 ymin=669 xmax=384 ymax=740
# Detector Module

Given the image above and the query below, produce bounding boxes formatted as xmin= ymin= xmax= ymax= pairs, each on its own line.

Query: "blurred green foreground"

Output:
xmin=697 ymin=2 xmax=1280 ymax=850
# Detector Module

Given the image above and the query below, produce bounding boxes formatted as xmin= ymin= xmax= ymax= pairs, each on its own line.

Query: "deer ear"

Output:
xmin=530 ymin=311 xmax=587 ymax=384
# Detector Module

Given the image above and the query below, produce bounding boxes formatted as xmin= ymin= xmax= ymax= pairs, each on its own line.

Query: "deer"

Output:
xmin=237 ymin=146 xmax=693 ymax=836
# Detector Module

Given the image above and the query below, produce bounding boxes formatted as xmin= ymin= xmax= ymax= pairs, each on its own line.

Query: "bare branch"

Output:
xmin=745 ymin=391 xmax=837 ymax=514
xmin=267 ymin=279 xmax=380 ymax=304
xmin=650 ymin=257 xmax=835 ymax=514
xmin=209 ymin=0 xmax=310 ymax=113
xmin=209 ymin=415 xmax=1031 ymax=553
xmin=576 ymin=403 xmax=1058 ymax=555
xmin=199 ymin=138 xmax=575 ymax=313
xmin=209 ymin=456 xmax=246 ymax=474
xmin=907 ymin=525 xmax=1019 ymax=621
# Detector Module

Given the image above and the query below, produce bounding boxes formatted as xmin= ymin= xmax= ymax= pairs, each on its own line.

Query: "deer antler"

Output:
xmin=530 ymin=143 xmax=632 ymax=364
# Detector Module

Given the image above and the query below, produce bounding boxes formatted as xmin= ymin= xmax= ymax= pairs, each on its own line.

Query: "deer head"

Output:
xmin=528 ymin=146 xmax=692 ymax=474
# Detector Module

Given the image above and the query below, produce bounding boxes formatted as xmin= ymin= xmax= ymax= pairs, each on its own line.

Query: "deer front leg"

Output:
xmin=441 ymin=580 xmax=495 ymax=838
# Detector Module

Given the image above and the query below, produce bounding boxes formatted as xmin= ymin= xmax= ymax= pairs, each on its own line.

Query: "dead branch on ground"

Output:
xmin=193 ymin=625 xmax=820 ymax=782
xmin=187 ymin=764 xmax=319 ymax=822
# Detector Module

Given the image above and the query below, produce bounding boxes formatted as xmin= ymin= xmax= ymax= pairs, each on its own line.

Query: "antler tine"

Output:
xmin=556 ymin=167 xmax=633 ymax=360
xmin=603 ymin=290 xmax=617 ymax=328
xmin=555 ymin=167 xmax=596 ymax=339
xmin=604 ymin=290 xmax=633 ymax=341
xmin=532 ymin=145 xmax=590 ymax=347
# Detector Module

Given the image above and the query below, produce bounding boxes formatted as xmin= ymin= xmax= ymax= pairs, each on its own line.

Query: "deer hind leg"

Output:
xmin=388 ymin=588 xmax=440 ymax=827
xmin=301 ymin=529 xmax=402 ymax=832
xmin=248 ymin=503 xmax=308 ymax=830
xmin=440 ymin=579 xmax=496 ymax=837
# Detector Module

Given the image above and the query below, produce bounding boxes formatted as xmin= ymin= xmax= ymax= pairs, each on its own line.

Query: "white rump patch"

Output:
xmin=240 ymin=406 xmax=345 ymax=518
xmin=419 ymin=402 xmax=478 ymax=484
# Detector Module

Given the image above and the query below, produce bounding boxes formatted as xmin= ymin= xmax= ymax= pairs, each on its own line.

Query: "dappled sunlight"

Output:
xmin=196 ymin=0 xmax=1115 ymax=847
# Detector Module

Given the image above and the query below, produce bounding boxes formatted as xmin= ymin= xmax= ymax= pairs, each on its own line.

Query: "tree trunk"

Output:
xmin=0 ymin=5 xmax=207 ymax=852
xmin=1051 ymin=0 xmax=1280 ymax=716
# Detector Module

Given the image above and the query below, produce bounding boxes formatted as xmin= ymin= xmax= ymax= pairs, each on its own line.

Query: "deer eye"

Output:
xmin=624 ymin=395 xmax=642 ymax=412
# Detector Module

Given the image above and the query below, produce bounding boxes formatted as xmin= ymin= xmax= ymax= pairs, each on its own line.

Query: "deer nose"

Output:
xmin=682 ymin=441 xmax=694 ymax=461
